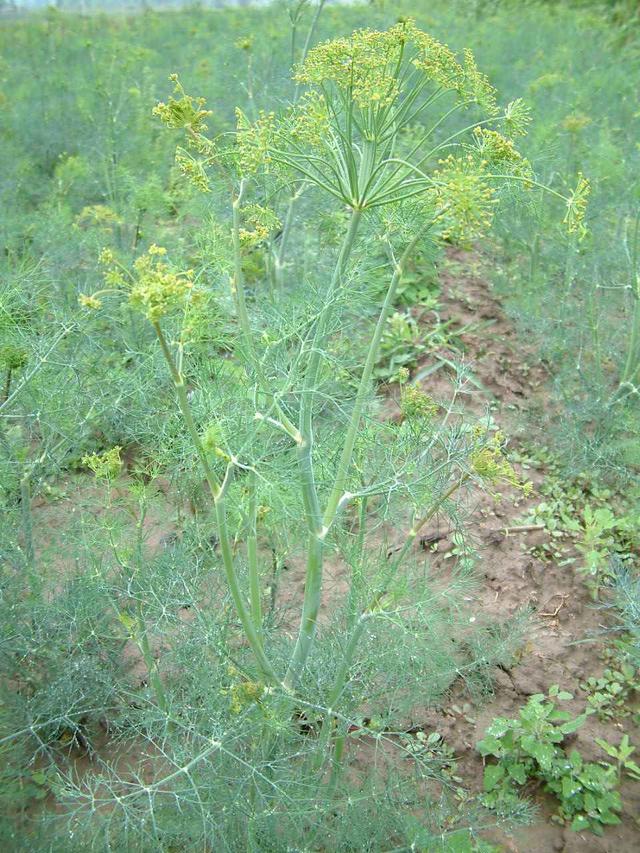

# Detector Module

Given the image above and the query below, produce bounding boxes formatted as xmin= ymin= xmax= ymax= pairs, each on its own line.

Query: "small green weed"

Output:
xmin=477 ymin=686 xmax=623 ymax=835
xmin=567 ymin=504 xmax=638 ymax=597
xmin=596 ymin=734 xmax=640 ymax=783
xmin=580 ymin=646 xmax=640 ymax=721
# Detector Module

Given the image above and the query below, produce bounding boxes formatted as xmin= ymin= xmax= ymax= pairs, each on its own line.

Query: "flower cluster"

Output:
xmin=562 ymin=113 xmax=591 ymax=134
xmin=295 ymin=20 xmax=497 ymax=115
xmin=295 ymin=24 xmax=410 ymax=108
xmin=225 ymin=665 xmax=265 ymax=713
xmin=460 ymin=49 xmax=499 ymax=115
xmin=564 ymin=172 xmax=591 ymax=239
xmin=75 ymin=204 xmax=121 ymax=230
xmin=470 ymin=430 xmax=531 ymax=494
xmin=128 ymin=245 xmax=195 ymax=322
xmin=153 ymin=74 xmax=212 ymax=134
xmin=400 ymin=384 xmax=439 ymax=420
xmin=175 ymin=147 xmax=211 ymax=193
xmin=235 ymin=108 xmax=277 ymax=174
xmin=288 ymin=91 xmax=330 ymax=148
xmin=78 ymin=293 xmax=102 ymax=310
xmin=238 ymin=204 xmax=281 ymax=249
xmin=472 ymin=128 xmax=532 ymax=178
xmin=82 ymin=446 xmax=123 ymax=480
xmin=411 ymin=30 xmax=464 ymax=91
xmin=434 ymin=154 xmax=497 ymax=246
xmin=234 ymin=36 xmax=253 ymax=52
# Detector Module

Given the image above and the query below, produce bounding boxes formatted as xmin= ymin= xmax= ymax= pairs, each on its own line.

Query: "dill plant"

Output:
xmin=13 ymin=20 xmax=585 ymax=851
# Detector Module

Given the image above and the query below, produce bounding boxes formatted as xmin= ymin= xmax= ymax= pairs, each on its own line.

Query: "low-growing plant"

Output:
xmin=581 ymin=650 xmax=640 ymax=721
xmin=596 ymin=734 xmax=640 ymax=783
xmin=567 ymin=503 xmax=637 ymax=597
xmin=477 ymin=686 xmax=623 ymax=835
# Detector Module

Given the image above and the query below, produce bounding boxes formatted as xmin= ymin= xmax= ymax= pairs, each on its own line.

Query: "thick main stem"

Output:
xmin=285 ymin=209 xmax=363 ymax=686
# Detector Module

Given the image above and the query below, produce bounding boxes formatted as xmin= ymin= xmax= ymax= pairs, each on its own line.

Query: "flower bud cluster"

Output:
xmin=82 ymin=446 xmax=123 ymax=480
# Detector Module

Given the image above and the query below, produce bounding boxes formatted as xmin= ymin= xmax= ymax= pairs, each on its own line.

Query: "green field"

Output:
xmin=1 ymin=1 xmax=639 ymax=850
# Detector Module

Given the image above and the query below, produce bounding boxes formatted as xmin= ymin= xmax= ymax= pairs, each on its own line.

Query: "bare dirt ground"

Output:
xmin=409 ymin=249 xmax=640 ymax=851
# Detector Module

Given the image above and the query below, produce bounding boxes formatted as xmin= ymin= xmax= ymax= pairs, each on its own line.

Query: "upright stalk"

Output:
xmin=152 ymin=322 xmax=278 ymax=684
xmin=323 ymin=224 xmax=437 ymax=531
xmin=135 ymin=598 xmax=168 ymax=713
xmin=247 ymin=469 xmax=263 ymax=641
xmin=231 ymin=184 xmax=300 ymax=442
xmin=19 ymin=469 xmax=38 ymax=596
xmin=285 ymin=209 xmax=363 ymax=686
xmin=621 ymin=295 xmax=640 ymax=386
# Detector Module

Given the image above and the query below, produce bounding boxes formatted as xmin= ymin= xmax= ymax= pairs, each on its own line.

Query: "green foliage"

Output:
xmin=581 ymin=646 xmax=640 ymax=721
xmin=0 ymin=1 xmax=635 ymax=849
xmin=596 ymin=734 xmax=640 ymax=782
xmin=477 ymin=686 xmax=622 ymax=835
xmin=515 ymin=461 xmax=639 ymax=590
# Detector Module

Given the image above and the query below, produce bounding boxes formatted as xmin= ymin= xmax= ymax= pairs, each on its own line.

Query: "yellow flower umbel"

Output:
xmin=85 ymin=245 xmax=197 ymax=322
xmin=400 ymin=384 xmax=439 ymax=421
xmin=235 ymin=108 xmax=277 ymax=174
xmin=471 ymin=128 xmax=532 ymax=179
xmin=78 ymin=293 xmax=102 ymax=310
xmin=238 ymin=204 xmax=281 ymax=249
xmin=564 ymin=172 xmax=591 ymax=239
xmin=435 ymin=154 xmax=497 ymax=246
xmin=470 ymin=430 xmax=531 ymax=495
xmin=152 ymin=74 xmax=212 ymax=134
xmin=82 ymin=446 xmax=123 ymax=481
xmin=294 ymin=20 xmax=496 ymax=113
xmin=128 ymin=245 xmax=195 ymax=322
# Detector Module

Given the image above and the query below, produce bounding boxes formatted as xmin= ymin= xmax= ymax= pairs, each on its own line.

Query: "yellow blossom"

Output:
xmin=127 ymin=247 xmax=195 ymax=321
xmin=153 ymin=74 xmax=212 ymax=134
xmin=78 ymin=293 xmax=102 ymax=310
xmin=82 ymin=446 xmax=122 ymax=480
xmin=564 ymin=172 xmax=591 ymax=239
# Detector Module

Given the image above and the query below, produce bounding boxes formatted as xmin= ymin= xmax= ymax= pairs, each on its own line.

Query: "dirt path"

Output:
xmin=408 ymin=248 xmax=640 ymax=851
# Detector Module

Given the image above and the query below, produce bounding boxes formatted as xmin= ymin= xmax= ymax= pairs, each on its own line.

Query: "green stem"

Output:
xmin=153 ymin=322 xmax=221 ymax=501
xmin=152 ymin=322 xmax=278 ymax=684
xmin=294 ymin=0 xmax=326 ymax=97
xmin=247 ymin=469 xmax=263 ymax=641
xmin=285 ymin=209 xmax=363 ymax=687
xmin=323 ymin=226 xmax=434 ymax=531
xmin=621 ymin=293 xmax=640 ymax=386
xmin=274 ymin=184 xmax=305 ymax=290
xmin=20 ymin=470 xmax=37 ymax=596
xmin=231 ymin=186 xmax=300 ymax=442
xmin=312 ymin=612 xmax=372 ymax=791
xmin=346 ymin=494 xmax=368 ymax=630
xmin=214 ymin=497 xmax=279 ymax=683
xmin=135 ymin=599 xmax=168 ymax=713
xmin=529 ymin=232 xmax=540 ymax=284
